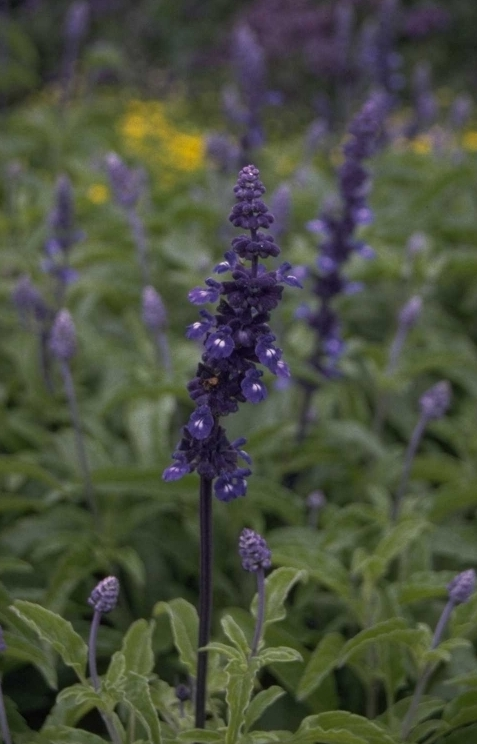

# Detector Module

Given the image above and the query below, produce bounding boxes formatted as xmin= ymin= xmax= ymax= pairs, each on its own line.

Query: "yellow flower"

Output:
xmin=87 ymin=184 xmax=109 ymax=204
xmin=462 ymin=131 xmax=477 ymax=152
xmin=410 ymin=135 xmax=432 ymax=155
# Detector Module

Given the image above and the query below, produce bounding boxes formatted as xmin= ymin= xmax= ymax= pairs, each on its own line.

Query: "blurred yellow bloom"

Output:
xmin=119 ymin=99 xmax=205 ymax=185
xmin=462 ymin=131 xmax=477 ymax=152
xmin=410 ymin=135 xmax=432 ymax=155
xmin=87 ymin=184 xmax=109 ymax=204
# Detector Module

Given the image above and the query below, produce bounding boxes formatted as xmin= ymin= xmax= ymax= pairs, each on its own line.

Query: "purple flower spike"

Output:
xmin=399 ymin=296 xmax=422 ymax=329
xmin=419 ymin=381 xmax=451 ymax=420
xmin=0 ymin=626 xmax=6 ymax=653
xmin=163 ymin=165 xmax=299 ymax=494
xmin=106 ymin=152 xmax=145 ymax=209
xmin=88 ymin=576 xmax=119 ymax=614
xmin=239 ymin=528 xmax=272 ymax=572
xmin=49 ymin=309 xmax=77 ymax=361
xmin=448 ymin=569 xmax=476 ymax=605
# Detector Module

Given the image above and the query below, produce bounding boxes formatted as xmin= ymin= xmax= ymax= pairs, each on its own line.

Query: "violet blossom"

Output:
xmin=163 ymin=164 xmax=300 ymax=502
xmin=303 ymin=93 xmax=386 ymax=381
xmin=43 ymin=175 xmax=83 ymax=304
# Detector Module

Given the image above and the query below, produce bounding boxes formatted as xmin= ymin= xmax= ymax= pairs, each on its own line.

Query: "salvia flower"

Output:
xmin=0 ymin=626 xmax=5 ymax=653
xmin=105 ymin=152 xmax=145 ymax=210
xmin=302 ymin=92 xmax=387 ymax=380
xmin=49 ymin=309 xmax=77 ymax=361
xmin=43 ymin=175 xmax=82 ymax=293
xmin=229 ymin=25 xmax=267 ymax=159
xmin=239 ymin=528 xmax=272 ymax=572
xmin=88 ymin=576 xmax=120 ymax=614
xmin=163 ymin=165 xmax=300 ymax=501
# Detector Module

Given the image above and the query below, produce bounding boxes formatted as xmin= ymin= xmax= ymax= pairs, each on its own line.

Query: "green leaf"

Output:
xmin=12 ymin=600 xmax=88 ymax=680
xmin=40 ymin=726 xmax=109 ymax=744
xmin=154 ymin=598 xmax=198 ymax=674
xmin=297 ymin=633 xmax=345 ymax=701
xmin=121 ymin=618 xmax=155 ymax=676
xmin=0 ymin=456 xmax=63 ymax=488
xmin=373 ymin=519 xmax=430 ymax=574
xmin=444 ymin=690 xmax=477 ymax=729
xmin=338 ymin=618 xmax=412 ymax=665
xmin=244 ymin=686 xmax=285 ymax=732
xmin=221 ymin=614 xmax=249 ymax=658
xmin=258 ymin=646 xmax=303 ymax=665
xmin=225 ymin=659 xmax=260 ymax=744
xmin=295 ymin=712 xmax=398 ymax=744
xmin=177 ymin=731 xmax=224 ymax=743
xmin=251 ymin=567 xmax=307 ymax=628
xmin=122 ymin=671 xmax=162 ymax=744
xmin=104 ymin=651 xmax=126 ymax=693
xmin=3 ymin=631 xmax=58 ymax=689
xmin=206 ymin=642 xmax=243 ymax=663
xmin=270 ymin=544 xmax=350 ymax=601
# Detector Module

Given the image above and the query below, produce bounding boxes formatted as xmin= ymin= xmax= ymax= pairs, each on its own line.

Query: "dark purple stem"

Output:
xmin=401 ymin=599 xmax=455 ymax=740
xmin=88 ymin=610 xmax=122 ymax=744
xmin=251 ymin=567 xmax=265 ymax=657
xmin=195 ymin=475 xmax=213 ymax=729
xmin=60 ymin=360 xmax=101 ymax=529
xmin=0 ymin=678 xmax=11 ymax=744
xmin=391 ymin=412 xmax=428 ymax=522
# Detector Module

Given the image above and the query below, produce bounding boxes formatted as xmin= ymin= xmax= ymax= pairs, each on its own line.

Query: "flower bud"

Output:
xmin=239 ymin=528 xmax=272 ymax=573
xmin=88 ymin=576 xmax=120 ymax=614
xmin=448 ymin=569 xmax=476 ymax=605
xmin=49 ymin=309 xmax=77 ymax=361
xmin=419 ymin=380 xmax=451 ymax=420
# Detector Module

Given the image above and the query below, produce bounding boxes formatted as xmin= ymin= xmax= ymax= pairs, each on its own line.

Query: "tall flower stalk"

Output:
xmin=239 ymin=528 xmax=272 ymax=657
xmin=49 ymin=309 xmax=101 ymax=528
xmin=87 ymin=577 xmax=122 ymax=744
xmin=401 ymin=569 xmax=476 ymax=740
xmin=298 ymin=93 xmax=387 ymax=443
xmin=392 ymin=380 xmax=451 ymax=521
xmin=163 ymin=165 xmax=299 ymax=727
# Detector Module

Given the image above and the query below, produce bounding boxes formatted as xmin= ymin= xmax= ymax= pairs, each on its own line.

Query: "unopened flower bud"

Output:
xmin=448 ymin=569 xmax=476 ymax=605
xmin=419 ymin=380 xmax=451 ymax=420
xmin=175 ymin=683 xmax=191 ymax=702
xmin=142 ymin=286 xmax=167 ymax=331
xmin=239 ymin=528 xmax=272 ymax=573
xmin=307 ymin=490 xmax=326 ymax=510
xmin=399 ymin=296 xmax=422 ymax=329
xmin=88 ymin=576 xmax=120 ymax=614
xmin=49 ymin=309 xmax=77 ymax=361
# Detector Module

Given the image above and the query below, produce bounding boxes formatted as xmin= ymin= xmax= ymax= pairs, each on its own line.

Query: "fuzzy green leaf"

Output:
xmin=12 ymin=600 xmax=88 ymax=680
xmin=244 ymin=686 xmax=285 ymax=732
xmin=251 ymin=567 xmax=307 ymax=627
xmin=297 ymin=632 xmax=345 ymax=701
xmin=153 ymin=598 xmax=198 ymax=674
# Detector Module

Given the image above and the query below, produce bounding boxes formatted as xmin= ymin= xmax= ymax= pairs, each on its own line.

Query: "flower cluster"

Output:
xmin=304 ymin=92 xmax=387 ymax=377
xmin=163 ymin=165 xmax=300 ymax=501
